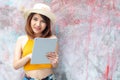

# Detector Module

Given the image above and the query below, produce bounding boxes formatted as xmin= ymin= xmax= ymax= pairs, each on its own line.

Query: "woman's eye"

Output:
xmin=41 ymin=20 xmax=46 ymax=23
xmin=33 ymin=18 xmax=38 ymax=21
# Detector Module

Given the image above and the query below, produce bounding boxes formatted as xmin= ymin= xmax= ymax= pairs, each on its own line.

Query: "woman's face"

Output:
xmin=31 ymin=14 xmax=46 ymax=35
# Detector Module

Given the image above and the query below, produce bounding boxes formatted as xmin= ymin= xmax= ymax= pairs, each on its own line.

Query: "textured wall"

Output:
xmin=0 ymin=0 xmax=120 ymax=80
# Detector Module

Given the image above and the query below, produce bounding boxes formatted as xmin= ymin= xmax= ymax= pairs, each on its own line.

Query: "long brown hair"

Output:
xmin=25 ymin=13 xmax=52 ymax=39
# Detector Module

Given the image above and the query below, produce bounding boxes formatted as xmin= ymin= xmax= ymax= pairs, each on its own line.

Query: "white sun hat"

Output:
xmin=24 ymin=3 xmax=56 ymax=23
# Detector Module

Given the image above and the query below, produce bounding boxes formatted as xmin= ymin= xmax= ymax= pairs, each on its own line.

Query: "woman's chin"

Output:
xmin=34 ymin=32 xmax=42 ymax=36
xmin=34 ymin=30 xmax=41 ymax=34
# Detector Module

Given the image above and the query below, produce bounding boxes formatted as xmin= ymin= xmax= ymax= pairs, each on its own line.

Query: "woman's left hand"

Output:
xmin=46 ymin=52 xmax=58 ymax=68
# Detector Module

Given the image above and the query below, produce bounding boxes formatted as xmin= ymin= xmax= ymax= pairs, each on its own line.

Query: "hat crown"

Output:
xmin=24 ymin=3 xmax=56 ymax=23
xmin=33 ymin=3 xmax=51 ymax=11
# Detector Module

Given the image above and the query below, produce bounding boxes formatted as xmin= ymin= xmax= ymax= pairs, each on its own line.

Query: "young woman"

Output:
xmin=13 ymin=3 xmax=58 ymax=80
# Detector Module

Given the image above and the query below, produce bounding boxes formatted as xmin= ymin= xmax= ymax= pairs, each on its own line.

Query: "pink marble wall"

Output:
xmin=0 ymin=0 xmax=120 ymax=80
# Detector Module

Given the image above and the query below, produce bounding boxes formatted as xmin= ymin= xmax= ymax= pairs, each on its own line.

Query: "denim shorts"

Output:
xmin=23 ymin=74 xmax=56 ymax=80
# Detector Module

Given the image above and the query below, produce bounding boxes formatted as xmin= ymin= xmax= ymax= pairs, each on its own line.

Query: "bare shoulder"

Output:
xmin=16 ymin=35 xmax=28 ymax=49
xmin=17 ymin=35 xmax=27 ymax=41
xmin=16 ymin=35 xmax=28 ymax=45
xmin=49 ymin=35 xmax=57 ymax=39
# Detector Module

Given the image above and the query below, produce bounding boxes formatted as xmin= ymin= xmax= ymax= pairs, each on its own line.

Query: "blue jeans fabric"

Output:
xmin=23 ymin=74 xmax=55 ymax=80
xmin=23 ymin=76 xmax=34 ymax=80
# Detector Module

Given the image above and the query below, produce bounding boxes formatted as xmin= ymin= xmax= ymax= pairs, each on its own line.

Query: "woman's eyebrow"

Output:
xmin=33 ymin=16 xmax=38 ymax=19
xmin=33 ymin=16 xmax=44 ymax=20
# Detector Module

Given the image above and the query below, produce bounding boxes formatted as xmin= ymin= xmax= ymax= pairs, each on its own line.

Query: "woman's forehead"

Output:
xmin=32 ymin=14 xmax=43 ymax=19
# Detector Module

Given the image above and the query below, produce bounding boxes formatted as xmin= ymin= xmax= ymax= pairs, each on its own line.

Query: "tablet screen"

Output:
xmin=31 ymin=38 xmax=57 ymax=64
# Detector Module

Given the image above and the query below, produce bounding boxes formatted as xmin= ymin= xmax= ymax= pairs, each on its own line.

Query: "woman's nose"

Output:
xmin=36 ymin=21 xmax=41 ymax=26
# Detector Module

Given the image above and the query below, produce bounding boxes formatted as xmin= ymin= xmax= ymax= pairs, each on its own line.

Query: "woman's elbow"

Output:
xmin=13 ymin=63 xmax=19 ymax=70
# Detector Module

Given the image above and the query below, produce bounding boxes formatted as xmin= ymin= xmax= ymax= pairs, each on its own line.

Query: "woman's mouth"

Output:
xmin=34 ymin=27 xmax=41 ymax=30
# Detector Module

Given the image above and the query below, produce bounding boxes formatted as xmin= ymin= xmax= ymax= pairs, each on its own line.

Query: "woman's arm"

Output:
xmin=47 ymin=42 xmax=59 ymax=68
xmin=13 ymin=36 xmax=31 ymax=70
xmin=53 ymin=42 xmax=59 ymax=68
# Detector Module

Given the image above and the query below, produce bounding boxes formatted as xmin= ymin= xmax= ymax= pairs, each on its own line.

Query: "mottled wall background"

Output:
xmin=0 ymin=0 xmax=120 ymax=80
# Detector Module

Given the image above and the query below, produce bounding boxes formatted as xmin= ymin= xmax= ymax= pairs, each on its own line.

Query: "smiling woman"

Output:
xmin=30 ymin=14 xmax=47 ymax=35
xmin=26 ymin=13 xmax=51 ymax=38
xmin=13 ymin=3 xmax=58 ymax=80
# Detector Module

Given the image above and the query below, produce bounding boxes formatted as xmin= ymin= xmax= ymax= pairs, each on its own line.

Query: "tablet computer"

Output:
xmin=31 ymin=38 xmax=57 ymax=64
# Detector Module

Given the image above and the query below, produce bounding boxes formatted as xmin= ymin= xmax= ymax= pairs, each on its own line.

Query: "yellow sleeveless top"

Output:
xmin=22 ymin=39 xmax=52 ymax=71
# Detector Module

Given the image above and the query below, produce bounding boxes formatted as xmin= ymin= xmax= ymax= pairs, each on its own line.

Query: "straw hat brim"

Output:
xmin=24 ymin=9 xmax=56 ymax=23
